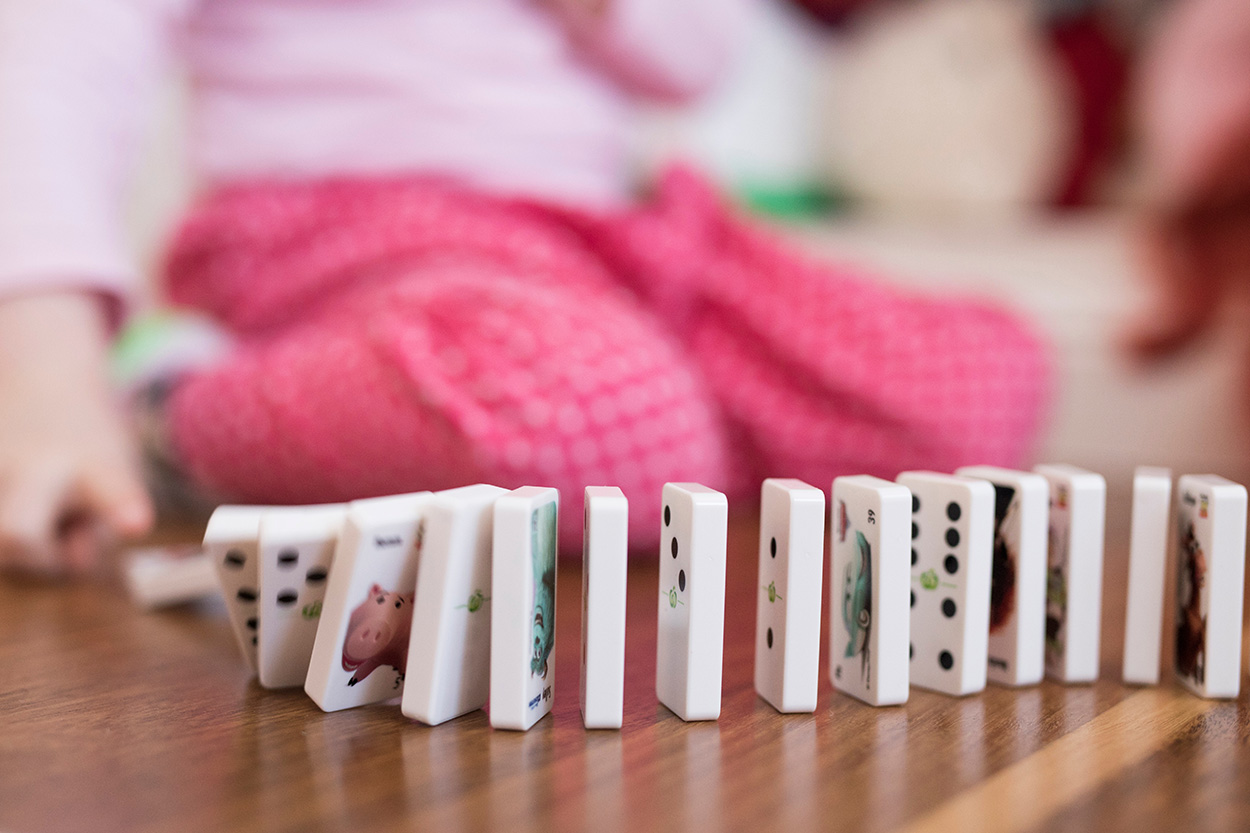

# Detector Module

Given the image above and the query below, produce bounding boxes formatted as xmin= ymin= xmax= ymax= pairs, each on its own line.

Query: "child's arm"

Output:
xmin=1129 ymin=0 xmax=1250 ymax=357
xmin=0 ymin=293 xmax=153 ymax=574
xmin=0 ymin=0 xmax=190 ymax=573
xmin=541 ymin=0 xmax=754 ymax=101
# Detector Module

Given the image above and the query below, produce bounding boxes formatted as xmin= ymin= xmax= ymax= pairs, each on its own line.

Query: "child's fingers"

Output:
xmin=78 ymin=462 xmax=155 ymax=540
xmin=1123 ymin=215 xmax=1230 ymax=359
xmin=0 ymin=462 xmax=74 ymax=575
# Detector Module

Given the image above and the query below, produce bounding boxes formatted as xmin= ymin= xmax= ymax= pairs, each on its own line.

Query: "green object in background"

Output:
xmin=111 ymin=312 xmax=184 ymax=380
xmin=109 ymin=310 xmax=229 ymax=388
xmin=736 ymin=182 xmax=848 ymax=219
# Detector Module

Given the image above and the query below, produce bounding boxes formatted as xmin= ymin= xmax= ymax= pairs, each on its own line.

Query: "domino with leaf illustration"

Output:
xmin=256 ymin=504 xmax=347 ymax=689
xmin=656 ymin=483 xmax=728 ymax=722
xmin=305 ymin=492 xmax=433 ymax=712
xmin=754 ymin=479 xmax=824 ymax=713
xmin=403 ymin=484 xmax=507 ymax=726
xmin=955 ymin=467 xmax=1048 ymax=687
xmin=897 ymin=471 xmax=993 ymax=697
xmin=205 ymin=505 xmax=268 ymax=672
xmin=1034 ymin=464 xmax=1106 ymax=684
xmin=490 ymin=487 xmax=560 ymax=731
xmin=829 ymin=475 xmax=910 ymax=707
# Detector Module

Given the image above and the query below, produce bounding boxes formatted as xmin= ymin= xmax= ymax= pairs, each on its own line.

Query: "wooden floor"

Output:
xmin=2 ymin=510 xmax=1249 ymax=833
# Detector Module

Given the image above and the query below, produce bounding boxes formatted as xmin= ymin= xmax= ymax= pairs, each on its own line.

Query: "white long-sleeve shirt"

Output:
xmin=0 ymin=0 xmax=749 ymax=306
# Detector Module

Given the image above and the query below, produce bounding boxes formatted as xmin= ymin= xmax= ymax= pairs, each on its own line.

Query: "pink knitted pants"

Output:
xmin=164 ymin=168 xmax=1048 ymax=549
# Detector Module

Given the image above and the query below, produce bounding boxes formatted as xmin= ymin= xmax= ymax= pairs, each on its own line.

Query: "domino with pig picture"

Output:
xmin=305 ymin=491 xmax=433 ymax=712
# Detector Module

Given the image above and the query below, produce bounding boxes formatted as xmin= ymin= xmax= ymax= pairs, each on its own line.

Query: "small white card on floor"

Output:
xmin=1122 ymin=467 xmax=1171 ymax=685
xmin=955 ymin=466 xmax=1048 ymax=687
xmin=1174 ymin=474 xmax=1247 ymax=699
xmin=490 ymin=487 xmax=559 ymax=731
xmin=256 ymin=504 xmax=347 ymax=689
xmin=897 ymin=471 xmax=993 ymax=697
xmin=656 ymin=482 xmax=728 ymax=722
xmin=1035 ymin=464 xmax=1106 ymax=683
xmin=754 ymin=478 xmax=824 ymax=713
xmin=403 ymin=484 xmax=507 ymax=726
xmin=829 ymin=475 xmax=910 ymax=706
xmin=128 ymin=546 xmax=218 ymax=611
xmin=580 ymin=487 xmax=628 ymax=729
xmin=304 ymin=492 xmax=433 ymax=712
xmin=205 ymin=505 xmax=268 ymax=672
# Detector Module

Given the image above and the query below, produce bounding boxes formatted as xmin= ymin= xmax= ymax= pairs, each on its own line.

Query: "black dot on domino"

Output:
xmin=946 ymin=502 xmax=961 ymax=522
xmin=223 ymin=550 xmax=246 ymax=569
xmin=945 ymin=528 xmax=960 ymax=547
xmin=678 ymin=569 xmax=686 ymax=592
xmin=277 ymin=549 xmax=299 ymax=568
xmin=252 ymin=636 xmax=258 ymax=646
xmin=911 ymin=522 xmax=919 ymax=540
xmin=664 ymin=505 xmax=671 ymax=527
xmin=912 ymin=494 xmax=920 ymax=513
xmin=766 ymin=627 xmax=773 ymax=649
xmin=671 ymin=537 xmax=679 ymax=559
xmin=944 ymin=555 xmax=959 ymax=574
xmin=305 ymin=567 xmax=328 ymax=584
xmin=910 ymin=643 xmax=914 ymax=659
xmin=911 ymin=548 xmax=917 ymax=566
xmin=237 ymin=588 xmax=257 ymax=603
xmin=246 ymin=617 xmax=257 ymax=630
xmin=939 ymin=651 xmax=954 ymax=670
xmin=770 ymin=537 xmax=777 ymax=558
xmin=942 ymin=598 xmax=957 ymax=618
xmin=277 ymin=589 xmax=299 ymax=606
xmin=910 ymin=590 xmax=915 ymax=608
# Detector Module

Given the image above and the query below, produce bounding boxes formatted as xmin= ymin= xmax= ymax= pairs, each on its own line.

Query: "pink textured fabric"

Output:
xmin=165 ymin=168 xmax=1049 ymax=550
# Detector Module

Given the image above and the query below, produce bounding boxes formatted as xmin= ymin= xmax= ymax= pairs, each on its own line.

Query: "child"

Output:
xmin=0 ymin=0 xmax=1048 ymax=574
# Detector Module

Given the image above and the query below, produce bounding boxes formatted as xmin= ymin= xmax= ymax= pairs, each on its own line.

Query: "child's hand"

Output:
xmin=1128 ymin=0 xmax=1250 ymax=357
xmin=0 ymin=292 xmax=154 ymax=576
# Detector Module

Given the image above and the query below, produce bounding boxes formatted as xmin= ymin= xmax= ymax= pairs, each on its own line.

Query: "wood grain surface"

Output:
xmin=1 ymin=508 xmax=1248 ymax=833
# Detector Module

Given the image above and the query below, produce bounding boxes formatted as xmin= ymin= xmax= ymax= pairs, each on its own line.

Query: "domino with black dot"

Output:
xmin=256 ymin=504 xmax=347 ymax=689
xmin=205 ymin=505 xmax=269 ymax=673
xmin=754 ymin=478 xmax=824 ymax=713
xmin=897 ymin=471 xmax=993 ymax=696
xmin=656 ymin=482 xmax=728 ymax=721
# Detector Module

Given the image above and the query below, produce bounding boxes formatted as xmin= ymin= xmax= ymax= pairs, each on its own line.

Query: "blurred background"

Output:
xmin=120 ymin=0 xmax=1248 ymax=510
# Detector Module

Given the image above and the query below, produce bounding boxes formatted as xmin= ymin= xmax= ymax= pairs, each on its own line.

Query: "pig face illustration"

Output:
xmin=342 ymin=583 xmax=413 ymax=686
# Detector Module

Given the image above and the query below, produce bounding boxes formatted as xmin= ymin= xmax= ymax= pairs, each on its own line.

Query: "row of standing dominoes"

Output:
xmin=205 ymin=464 xmax=1248 ymax=734
xmin=758 ymin=466 xmax=1248 ymax=712
xmin=206 ymin=484 xmax=629 ymax=731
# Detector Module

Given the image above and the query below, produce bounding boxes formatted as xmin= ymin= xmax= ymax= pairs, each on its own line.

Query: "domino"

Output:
xmin=1122 ymin=467 xmax=1172 ymax=685
xmin=829 ymin=475 xmax=910 ymax=706
xmin=955 ymin=466 xmax=1048 ymax=687
xmin=205 ymin=505 xmax=268 ymax=672
xmin=256 ymin=504 xmax=347 ymax=689
xmin=580 ymin=487 xmax=629 ymax=729
xmin=304 ymin=492 xmax=433 ymax=712
xmin=754 ymin=478 xmax=824 ymax=713
xmin=490 ymin=487 xmax=559 ymax=731
xmin=1174 ymin=474 xmax=1247 ymax=699
xmin=1034 ymin=464 xmax=1107 ymax=683
xmin=896 ymin=471 xmax=993 ymax=697
xmin=402 ymin=484 xmax=507 ymax=726
xmin=656 ymin=482 xmax=728 ymax=722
